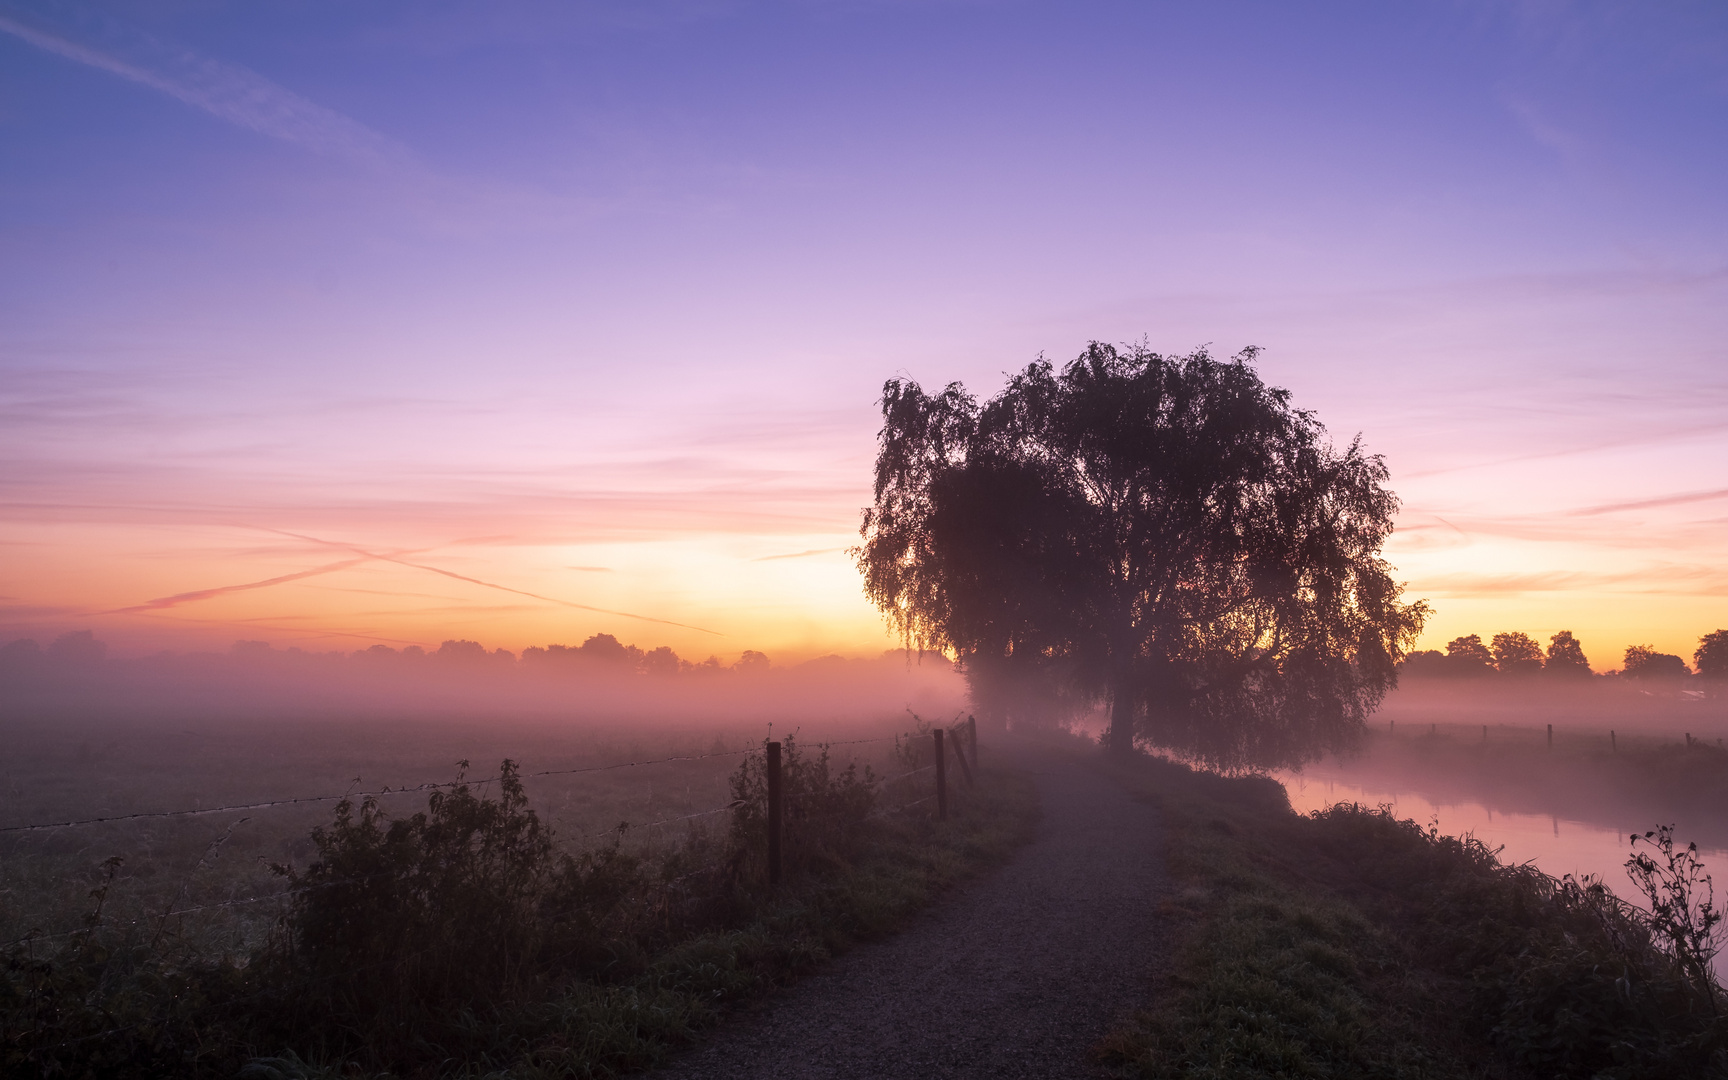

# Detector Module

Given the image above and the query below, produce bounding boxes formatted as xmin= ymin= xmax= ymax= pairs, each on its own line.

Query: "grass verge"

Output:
xmin=1092 ymin=752 xmax=1728 ymax=1080
xmin=5 ymin=744 xmax=1037 ymax=1079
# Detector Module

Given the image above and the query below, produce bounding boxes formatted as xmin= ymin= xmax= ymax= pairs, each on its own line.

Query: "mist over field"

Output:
xmin=0 ymin=631 xmax=966 ymax=728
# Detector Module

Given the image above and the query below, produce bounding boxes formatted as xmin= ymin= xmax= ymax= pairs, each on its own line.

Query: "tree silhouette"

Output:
xmin=856 ymin=343 xmax=1427 ymax=768
xmin=1545 ymin=629 xmax=1592 ymax=677
xmin=1696 ymin=630 xmax=1728 ymax=684
xmin=1491 ymin=631 xmax=1544 ymax=675
xmin=1624 ymin=645 xmax=1690 ymax=680
xmin=1444 ymin=634 xmax=1493 ymax=675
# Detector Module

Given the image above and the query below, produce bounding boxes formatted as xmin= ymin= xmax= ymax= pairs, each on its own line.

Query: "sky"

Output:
xmin=1 ymin=0 xmax=1725 ymax=667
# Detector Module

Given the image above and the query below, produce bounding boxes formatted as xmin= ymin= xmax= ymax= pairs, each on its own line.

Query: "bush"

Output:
xmin=1104 ymin=753 xmax=1728 ymax=1080
xmin=727 ymin=735 xmax=877 ymax=880
xmin=4 ymin=739 xmax=1032 ymax=1078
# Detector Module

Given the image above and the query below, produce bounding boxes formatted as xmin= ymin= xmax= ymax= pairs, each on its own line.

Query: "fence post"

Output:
xmin=1482 ymin=724 xmax=1487 ymax=744
xmin=1547 ymin=723 xmax=1553 ymax=751
xmin=1611 ymin=729 xmax=1617 ymax=753
xmin=934 ymin=728 xmax=947 ymax=821
xmin=766 ymin=740 xmax=783 ymax=885
xmin=967 ymin=714 xmax=979 ymax=770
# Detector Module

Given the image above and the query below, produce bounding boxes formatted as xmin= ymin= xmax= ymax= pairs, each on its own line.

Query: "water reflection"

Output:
xmin=1276 ymin=771 xmax=1728 ymax=902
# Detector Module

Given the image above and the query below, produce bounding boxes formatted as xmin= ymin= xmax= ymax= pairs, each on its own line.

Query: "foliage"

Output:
xmin=856 ymin=342 xmax=1427 ymax=769
xmin=1444 ymin=633 xmax=1493 ymax=673
xmin=1625 ymin=645 xmax=1691 ymax=680
xmin=3 ymin=749 xmax=1037 ymax=1078
xmin=1697 ymin=630 xmax=1728 ymax=682
xmin=727 ymin=734 xmax=877 ymax=879
xmin=1101 ymin=752 xmax=1728 ymax=1080
xmin=1546 ymin=629 xmax=1593 ymax=676
xmin=1490 ymin=631 xmax=1544 ymax=675
xmin=1627 ymin=825 xmax=1725 ymax=1005
xmin=1401 ymin=629 xmax=1597 ymax=679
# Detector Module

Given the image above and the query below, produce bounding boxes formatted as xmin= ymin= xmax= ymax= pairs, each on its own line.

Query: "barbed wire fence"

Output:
xmin=0 ymin=719 xmax=980 ymax=950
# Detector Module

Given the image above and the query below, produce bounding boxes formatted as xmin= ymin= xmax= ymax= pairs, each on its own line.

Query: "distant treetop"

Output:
xmin=1696 ymin=630 xmax=1728 ymax=681
xmin=1623 ymin=644 xmax=1690 ymax=680
xmin=1545 ymin=630 xmax=1592 ymax=676
xmin=1491 ymin=631 xmax=1543 ymax=675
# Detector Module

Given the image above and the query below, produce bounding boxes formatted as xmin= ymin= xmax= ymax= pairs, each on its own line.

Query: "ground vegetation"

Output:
xmin=2 ymin=736 xmax=1035 ymax=1078
xmin=1097 ymin=752 xmax=1728 ymax=1079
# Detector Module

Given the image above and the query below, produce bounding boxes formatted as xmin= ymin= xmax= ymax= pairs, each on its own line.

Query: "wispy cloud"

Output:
xmin=0 ymin=9 xmax=410 ymax=167
xmin=753 ymin=548 xmax=845 ymax=562
xmin=261 ymin=528 xmax=723 ymax=635
xmin=1413 ymin=568 xmax=1728 ymax=598
xmin=1570 ymin=488 xmax=1728 ymax=517
xmin=103 ymin=557 xmax=373 ymax=614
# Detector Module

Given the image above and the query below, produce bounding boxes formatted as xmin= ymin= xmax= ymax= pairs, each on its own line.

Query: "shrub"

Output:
xmin=727 ymin=735 xmax=877 ymax=880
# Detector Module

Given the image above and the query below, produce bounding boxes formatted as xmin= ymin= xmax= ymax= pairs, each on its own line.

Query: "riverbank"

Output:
xmin=1094 ymin=751 xmax=1728 ymax=1080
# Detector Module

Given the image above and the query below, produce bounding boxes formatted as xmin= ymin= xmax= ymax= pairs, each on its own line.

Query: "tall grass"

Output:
xmin=1099 ymin=753 xmax=1728 ymax=1080
xmin=3 ymin=736 xmax=1036 ymax=1078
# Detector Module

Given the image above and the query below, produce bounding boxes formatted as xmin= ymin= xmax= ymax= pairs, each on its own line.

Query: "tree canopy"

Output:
xmin=1545 ymin=630 xmax=1592 ymax=676
xmin=856 ymin=343 xmax=1427 ymax=769
xmin=1623 ymin=645 xmax=1690 ymax=680
xmin=1445 ymin=634 xmax=1494 ymax=675
xmin=1491 ymin=631 xmax=1544 ymax=675
xmin=1696 ymin=630 xmax=1728 ymax=681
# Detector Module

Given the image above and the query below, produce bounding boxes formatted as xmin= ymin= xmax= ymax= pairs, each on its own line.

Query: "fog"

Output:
xmin=1283 ymin=674 xmax=1728 ymax=919
xmin=0 ymin=630 xmax=967 ymax=729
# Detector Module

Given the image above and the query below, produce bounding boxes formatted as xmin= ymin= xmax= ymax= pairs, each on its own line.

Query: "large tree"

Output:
xmin=1491 ymin=631 xmax=1544 ymax=675
xmin=856 ymin=343 xmax=1427 ymax=769
xmin=1545 ymin=630 xmax=1592 ymax=676
xmin=1696 ymin=630 xmax=1728 ymax=682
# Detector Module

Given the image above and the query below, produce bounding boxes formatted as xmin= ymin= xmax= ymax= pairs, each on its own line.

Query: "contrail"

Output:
xmin=102 ymin=558 xmax=373 ymax=614
xmin=259 ymin=527 xmax=724 ymax=636
xmin=1571 ymin=488 xmax=1728 ymax=517
xmin=753 ymin=548 xmax=843 ymax=561
xmin=0 ymin=10 xmax=408 ymax=167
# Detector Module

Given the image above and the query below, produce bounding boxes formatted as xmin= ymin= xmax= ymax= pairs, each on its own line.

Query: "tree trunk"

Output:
xmin=1107 ymin=680 xmax=1137 ymax=756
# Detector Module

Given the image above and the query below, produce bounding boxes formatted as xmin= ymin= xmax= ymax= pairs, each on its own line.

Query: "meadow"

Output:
xmin=1 ymin=706 xmax=1036 ymax=1077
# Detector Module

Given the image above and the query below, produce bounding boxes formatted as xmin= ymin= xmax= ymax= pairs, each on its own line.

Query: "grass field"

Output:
xmin=2 ymin=711 xmax=1038 ymax=1077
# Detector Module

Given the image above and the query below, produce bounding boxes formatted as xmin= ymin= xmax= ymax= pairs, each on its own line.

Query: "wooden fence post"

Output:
xmin=1482 ymin=724 xmax=1487 ymax=744
xmin=1547 ymin=723 xmax=1553 ymax=751
xmin=967 ymin=714 xmax=979 ymax=770
xmin=767 ymin=740 xmax=783 ymax=885
xmin=1611 ymin=729 xmax=1617 ymax=753
xmin=934 ymin=729 xmax=947 ymax=821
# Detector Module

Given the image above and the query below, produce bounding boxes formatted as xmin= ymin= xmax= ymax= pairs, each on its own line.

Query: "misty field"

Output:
xmin=2 ymin=715 xmax=750 ymax=949
xmin=0 ymin=707 xmax=1034 ymax=1077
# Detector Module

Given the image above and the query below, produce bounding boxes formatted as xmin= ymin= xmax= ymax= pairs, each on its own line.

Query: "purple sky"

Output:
xmin=2 ymin=1 xmax=1725 ymax=664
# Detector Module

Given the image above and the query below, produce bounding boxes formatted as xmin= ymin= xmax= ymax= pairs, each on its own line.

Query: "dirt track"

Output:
xmin=656 ymin=740 xmax=1169 ymax=1079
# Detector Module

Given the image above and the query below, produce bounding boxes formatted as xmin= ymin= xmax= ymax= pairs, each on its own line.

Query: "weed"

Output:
xmin=2 ymin=738 xmax=1036 ymax=1078
xmin=1627 ymin=824 xmax=1725 ymax=1009
xmin=1097 ymin=752 xmax=1728 ymax=1080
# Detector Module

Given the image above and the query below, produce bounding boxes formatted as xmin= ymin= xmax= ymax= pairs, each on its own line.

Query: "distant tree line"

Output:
xmin=0 ymin=630 xmax=786 ymax=681
xmin=1398 ymin=628 xmax=1728 ymax=681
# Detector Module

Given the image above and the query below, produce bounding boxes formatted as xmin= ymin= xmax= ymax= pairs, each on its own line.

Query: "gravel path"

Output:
xmin=656 ymin=740 xmax=1170 ymax=1079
